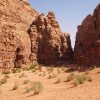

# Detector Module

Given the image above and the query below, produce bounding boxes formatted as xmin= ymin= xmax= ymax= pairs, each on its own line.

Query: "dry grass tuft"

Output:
xmin=55 ymin=78 xmax=61 ymax=84
xmin=12 ymin=82 xmax=19 ymax=90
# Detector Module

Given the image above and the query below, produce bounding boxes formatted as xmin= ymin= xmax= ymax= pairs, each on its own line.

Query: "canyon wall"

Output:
xmin=74 ymin=4 xmax=100 ymax=66
xmin=0 ymin=0 xmax=38 ymax=70
xmin=0 ymin=0 xmax=73 ymax=70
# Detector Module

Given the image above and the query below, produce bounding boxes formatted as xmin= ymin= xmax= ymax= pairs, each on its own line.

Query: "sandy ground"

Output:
xmin=0 ymin=66 xmax=100 ymax=100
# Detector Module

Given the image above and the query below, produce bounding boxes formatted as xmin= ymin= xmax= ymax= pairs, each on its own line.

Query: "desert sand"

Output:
xmin=0 ymin=66 xmax=100 ymax=100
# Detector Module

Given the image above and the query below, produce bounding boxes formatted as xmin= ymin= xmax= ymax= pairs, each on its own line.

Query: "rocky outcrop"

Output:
xmin=74 ymin=4 xmax=100 ymax=66
xmin=29 ymin=12 xmax=73 ymax=65
xmin=0 ymin=0 xmax=38 ymax=70
xmin=0 ymin=0 xmax=73 ymax=70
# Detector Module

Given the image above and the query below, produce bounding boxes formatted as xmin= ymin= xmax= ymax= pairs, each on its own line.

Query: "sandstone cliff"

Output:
xmin=29 ymin=12 xmax=73 ymax=65
xmin=0 ymin=0 xmax=73 ymax=70
xmin=0 ymin=0 xmax=38 ymax=70
xmin=74 ymin=4 xmax=100 ymax=66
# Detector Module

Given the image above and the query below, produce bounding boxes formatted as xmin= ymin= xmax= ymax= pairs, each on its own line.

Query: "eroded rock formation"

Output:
xmin=0 ymin=0 xmax=73 ymax=70
xmin=29 ymin=12 xmax=73 ymax=65
xmin=0 ymin=0 xmax=38 ymax=70
xmin=74 ymin=4 xmax=100 ymax=66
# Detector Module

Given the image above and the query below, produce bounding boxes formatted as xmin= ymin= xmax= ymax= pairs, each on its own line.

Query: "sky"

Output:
xmin=29 ymin=0 xmax=100 ymax=48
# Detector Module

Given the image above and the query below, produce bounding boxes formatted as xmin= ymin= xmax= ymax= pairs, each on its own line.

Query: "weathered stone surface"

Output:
xmin=0 ymin=0 xmax=38 ymax=70
xmin=0 ymin=0 xmax=73 ymax=70
xmin=29 ymin=12 xmax=73 ymax=65
xmin=74 ymin=4 xmax=100 ymax=66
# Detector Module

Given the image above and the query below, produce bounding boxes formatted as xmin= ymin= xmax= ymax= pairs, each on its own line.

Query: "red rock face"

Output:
xmin=0 ymin=1 xmax=73 ymax=70
xmin=74 ymin=4 xmax=100 ymax=66
xmin=0 ymin=0 xmax=38 ymax=70
xmin=29 ymin=12 xmax=73 ymax=65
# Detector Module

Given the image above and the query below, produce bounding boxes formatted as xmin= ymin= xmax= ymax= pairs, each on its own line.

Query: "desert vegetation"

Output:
xmin=12 ymin=82 xmax=19 ymax=90
xmin=0 ymin=65 xmax=99 ymax=100
xmin=0 ymin=77 xmax=7 ymax=85
xmin=0 ymin=0 xmax=100 ymax=100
